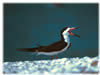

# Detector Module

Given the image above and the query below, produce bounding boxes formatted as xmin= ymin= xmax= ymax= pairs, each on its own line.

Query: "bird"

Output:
xmin=17 ymin=27 xmax=80 ymax=60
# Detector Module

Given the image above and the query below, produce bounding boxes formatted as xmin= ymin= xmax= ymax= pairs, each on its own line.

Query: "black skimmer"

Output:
xmin=17 ymin=27 xmax=80 ymax=60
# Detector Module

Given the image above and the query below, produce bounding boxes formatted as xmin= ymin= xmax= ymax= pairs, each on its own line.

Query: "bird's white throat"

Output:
xmin=62 ymin=28 xmax=70 ymax=43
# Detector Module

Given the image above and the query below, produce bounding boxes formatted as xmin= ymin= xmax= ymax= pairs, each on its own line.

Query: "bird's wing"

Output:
xmin=16 ymin=41 xmax=68 ymax=53
xmin=38 ymin=41 xmax=67 ymax=52
xmin=16 ymin=48 xmax=39 ymax=52
xmin=16 ymin=43 xmax=46 ymax=52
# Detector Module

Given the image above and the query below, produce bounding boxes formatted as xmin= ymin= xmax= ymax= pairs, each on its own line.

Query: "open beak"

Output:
xmin=68 ymin=27 xmax=80 ymax=38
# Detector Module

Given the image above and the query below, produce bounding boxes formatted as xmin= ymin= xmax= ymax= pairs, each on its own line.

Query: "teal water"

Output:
xmin=4 ymin=4 xmax=98 ymax=62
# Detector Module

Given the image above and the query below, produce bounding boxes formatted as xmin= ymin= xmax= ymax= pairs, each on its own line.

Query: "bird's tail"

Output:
xmin=16 ymin=48 xmax=38 ymax=52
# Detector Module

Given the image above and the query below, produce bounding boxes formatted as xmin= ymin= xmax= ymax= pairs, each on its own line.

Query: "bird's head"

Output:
xmin=61 ymin=27 xmax=80 ymax=38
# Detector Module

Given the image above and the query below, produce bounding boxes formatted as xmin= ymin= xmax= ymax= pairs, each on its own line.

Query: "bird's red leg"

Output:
xmin=55 ymin=56 xmax=58 ymax=59
xmin=50 ymin=56 xmax=53 ymax=60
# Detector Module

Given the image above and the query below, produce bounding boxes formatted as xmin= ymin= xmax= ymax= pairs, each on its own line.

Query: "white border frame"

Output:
xmin=0 ymin=0 xmax=99 ymax=75
xmin=1 ymin=0 xmax=100 ymax=3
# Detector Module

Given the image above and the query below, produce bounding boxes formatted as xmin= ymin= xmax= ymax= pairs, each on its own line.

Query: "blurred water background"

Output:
xmin=4 ymin=4 xmax=98 ymax=62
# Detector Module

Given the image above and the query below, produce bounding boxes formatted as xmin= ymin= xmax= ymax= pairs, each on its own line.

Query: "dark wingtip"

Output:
xmin=16 ymin=48 xmax=35 ymax=52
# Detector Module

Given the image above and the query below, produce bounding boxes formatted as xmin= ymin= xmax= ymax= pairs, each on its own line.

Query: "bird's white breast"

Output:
xmin=62 ymin=31 xmax=70 ymax=43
